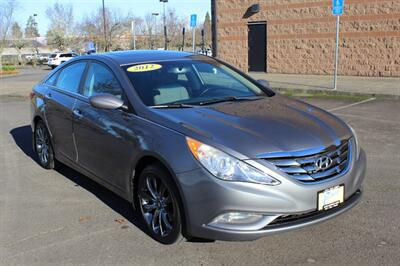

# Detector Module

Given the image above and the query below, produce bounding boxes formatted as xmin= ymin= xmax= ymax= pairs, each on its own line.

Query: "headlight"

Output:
xmin=349 ymin=125 xmax=360 ymax=160
xmin=186 ymin=137 xmax=280 ymax=185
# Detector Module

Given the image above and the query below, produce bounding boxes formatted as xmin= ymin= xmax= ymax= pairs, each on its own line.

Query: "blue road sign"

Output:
xmin=190 ymin=14 xmax=197 ymax=28
xmin=86 ymin=41 xmax=95 ymax=51
xmin=332 ymin=0 xmax=344 ymax=15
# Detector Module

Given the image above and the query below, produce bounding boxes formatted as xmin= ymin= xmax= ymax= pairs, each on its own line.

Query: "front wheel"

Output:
xmin=34 ymin=120 xmax=55 ymax=169
xmin=137 ymin=164 xmax=183 ymax=244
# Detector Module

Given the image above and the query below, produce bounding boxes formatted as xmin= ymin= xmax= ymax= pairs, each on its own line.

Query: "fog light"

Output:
xmin=211 ymin=212 xmax=263 ymax=225
xmin=208 ymin=212 xmax=279 ymax=231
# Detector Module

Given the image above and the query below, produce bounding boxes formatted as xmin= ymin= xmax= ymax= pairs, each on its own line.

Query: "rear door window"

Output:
xmin=55 ymin=62 xmax=87 ymax=93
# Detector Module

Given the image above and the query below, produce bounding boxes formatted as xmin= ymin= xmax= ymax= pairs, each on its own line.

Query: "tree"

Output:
xmin=0 ymin=0 xmax=18 ymax=68
xmin=165 ymin=8 xmax=186 ymax=49
xmin=203 ymin=12 xmax=211 ymax=48
xmin=45 ymin=2 xmax=73 ymax=51
xmin=11 ymin=22 xmax=25 ymax=64
xmin=144 ymin=13 xmax=156 ymax=49
xmin=78 ymin=7 xmax=130 ymax=52
xmin=24 ymin=15 xmax=39 ymax=38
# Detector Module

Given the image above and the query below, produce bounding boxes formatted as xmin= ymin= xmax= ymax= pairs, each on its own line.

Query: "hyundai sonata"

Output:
xmin=31 ymin=51 xmax=366 ymax=244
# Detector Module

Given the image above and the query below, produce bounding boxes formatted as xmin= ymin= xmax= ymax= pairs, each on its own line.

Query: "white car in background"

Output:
xmin=38 ymin=54 xmax=50 ymax=62
xmin=25 ymin=54 xmax=39 ymax=61
xmin=47 ymin=52 xmax=78 ymax=69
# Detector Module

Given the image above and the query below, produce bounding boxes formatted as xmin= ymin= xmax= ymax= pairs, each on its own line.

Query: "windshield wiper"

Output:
xmin=198 ymin=96 xmax=264 ymax=106
xmin=150 ymin=103 xmax=194 ymax=109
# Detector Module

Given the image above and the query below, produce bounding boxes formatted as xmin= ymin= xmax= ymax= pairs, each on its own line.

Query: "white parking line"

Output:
xmin=333 ymin=113 xmax=400 ymax=125
xmin=328 ymin=97 xmax=376 ymax=112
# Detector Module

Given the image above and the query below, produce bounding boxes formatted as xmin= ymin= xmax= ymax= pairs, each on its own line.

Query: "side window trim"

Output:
xmin=77 ymin=61 xmax=91 ymax=96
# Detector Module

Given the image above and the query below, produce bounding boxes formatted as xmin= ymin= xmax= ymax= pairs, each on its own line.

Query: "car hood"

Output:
xmin=150 ymin=95 xmax=352 ymax=159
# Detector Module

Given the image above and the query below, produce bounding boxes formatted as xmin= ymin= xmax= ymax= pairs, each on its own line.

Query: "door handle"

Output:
xmin=73 ymin=109 xmax=83 ymax=119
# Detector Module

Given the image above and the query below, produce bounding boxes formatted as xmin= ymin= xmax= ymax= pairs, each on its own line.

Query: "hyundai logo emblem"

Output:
xmin=315 ymin=156 xmax=333 ymax=171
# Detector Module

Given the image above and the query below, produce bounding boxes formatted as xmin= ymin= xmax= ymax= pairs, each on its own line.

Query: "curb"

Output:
xmin=273 ymin=87 xmax=400 ymax=100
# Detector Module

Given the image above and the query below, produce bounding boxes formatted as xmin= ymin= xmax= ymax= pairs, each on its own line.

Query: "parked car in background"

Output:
xmin=197 ymin=49 xmax=212 ymax=57
xmin=25 ymin=54 xmax=39 ymax=61
xmin=31 ymin=51 xmax=366 ymax=244
xmin=47 ymin=52 xmax=78 ymax=69
xmin=38 ymin=54 xmax=50 ymax=62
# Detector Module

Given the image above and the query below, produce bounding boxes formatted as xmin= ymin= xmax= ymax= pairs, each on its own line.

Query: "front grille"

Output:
xmin=266 ymin=140 xmax=351 ymax=182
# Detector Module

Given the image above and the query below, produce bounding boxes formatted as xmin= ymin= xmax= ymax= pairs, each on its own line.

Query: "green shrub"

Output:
xmin=2 ymin=65 xmax=16 ymax=71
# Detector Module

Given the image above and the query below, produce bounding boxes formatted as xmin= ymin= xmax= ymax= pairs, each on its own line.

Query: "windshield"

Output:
xmin=122 ymin=59 xmax=273 ymax=107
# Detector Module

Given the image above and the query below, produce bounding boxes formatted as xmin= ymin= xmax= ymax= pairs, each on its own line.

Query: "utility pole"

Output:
xmin=102 ymin=0 xmax=107 ymax=52
xmin=160 ymin=0 xmax=168 ymax=50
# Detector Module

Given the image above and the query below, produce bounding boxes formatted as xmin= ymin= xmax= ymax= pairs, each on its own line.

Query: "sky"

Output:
xmin=13 ymin=0 xmax=211 ymax=36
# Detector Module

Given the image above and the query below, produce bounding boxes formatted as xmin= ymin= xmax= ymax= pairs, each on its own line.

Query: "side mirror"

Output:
xmin=89 ymin=94 xmax=125 ymax=110
xmin=257 ymin=79 xmax=271 ymax=89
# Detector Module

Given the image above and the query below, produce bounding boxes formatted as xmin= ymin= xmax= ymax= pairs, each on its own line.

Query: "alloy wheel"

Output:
xmin=35 ymin=124 xmax=50 ymax=165
xmin=139 ymin=175 xmax=175 ymax=238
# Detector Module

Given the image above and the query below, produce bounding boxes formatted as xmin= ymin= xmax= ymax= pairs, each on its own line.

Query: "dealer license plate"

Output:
xmin=318 ymin=185 xmax=344 ymax=211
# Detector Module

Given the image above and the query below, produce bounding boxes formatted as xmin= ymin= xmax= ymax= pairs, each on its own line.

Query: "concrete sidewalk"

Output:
xmin=249 ymin=73 xmax=400 ymax=97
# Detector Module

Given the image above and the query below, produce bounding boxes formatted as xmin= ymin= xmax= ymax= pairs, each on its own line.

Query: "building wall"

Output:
xmin=216 ymin=0 xmax=400 ymax=76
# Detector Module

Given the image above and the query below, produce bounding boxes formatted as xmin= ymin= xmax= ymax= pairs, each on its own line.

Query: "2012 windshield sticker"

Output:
xmin=127 ymin=64 xmax=162 ymax=72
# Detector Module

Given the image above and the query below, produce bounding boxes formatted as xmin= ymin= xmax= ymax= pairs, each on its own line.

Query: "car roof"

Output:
xmin=83 ymin=50 xmax=208 ymax=66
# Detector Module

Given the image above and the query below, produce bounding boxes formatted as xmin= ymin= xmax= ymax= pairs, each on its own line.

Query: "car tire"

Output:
xmin=34 ymin=120 xmax=55 ymax=169
xmin=137 ymin=163 xmax=184 ymax=244
xmin=51 ymin=66 xmax=55 ymax=69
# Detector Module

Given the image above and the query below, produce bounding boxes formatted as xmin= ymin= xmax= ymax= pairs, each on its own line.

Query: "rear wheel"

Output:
xmin=34 ymin=120 xmax=55 ymax=169
xmin=137 ymin=164 xmax=183 ymax=244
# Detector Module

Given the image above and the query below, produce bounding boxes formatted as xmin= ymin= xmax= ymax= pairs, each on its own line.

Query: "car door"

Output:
xmin=44 ymin=61 xmax=87 ymax=162
xmin=73 ymin=61 xmax=135 ymax=190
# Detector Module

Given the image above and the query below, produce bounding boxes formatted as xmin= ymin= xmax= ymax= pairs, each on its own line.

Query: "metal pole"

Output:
xmin=163 ymin=2 xmax=167 ymax=50
xmin=154 ymin=15 xmax=157 ymax=49
xmin=201 ymin=29 xmax=205 ymax=53
xmin=192 ymin=27 xmax=195 ymax=52
xmin=333 ymin=15 xmax=340 ymax=90
xmin=211 ymin=0 xmax=217 ymax=57
xmin=131 ymin=20 xmax=136 ymax=50
xmin=182 ymin=27 xmax=186 ymax=51
xmin=151 ymin=13 xmax=159 ymax=50
xmin=102 ymin=0 xmax=107 ymax=52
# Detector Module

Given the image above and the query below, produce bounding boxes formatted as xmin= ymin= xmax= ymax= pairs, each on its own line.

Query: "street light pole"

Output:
xmin=151 ymin=13 xmax=159 ymax=50
xmin=102 ymin=0 xmax=107 ymax=51
xmin=160 ymin=0 xmax=168 ymax=50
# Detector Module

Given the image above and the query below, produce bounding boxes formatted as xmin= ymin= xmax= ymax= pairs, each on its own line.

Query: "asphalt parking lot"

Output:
xmin=1 ymin=70 xmax=400 ymax=265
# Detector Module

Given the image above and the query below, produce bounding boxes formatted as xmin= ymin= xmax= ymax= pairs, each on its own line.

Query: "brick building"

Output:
xmin=214 ymin=0 xmax=400 ymax=77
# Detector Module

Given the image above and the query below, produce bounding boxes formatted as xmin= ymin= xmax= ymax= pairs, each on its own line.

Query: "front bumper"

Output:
xmin=176 ymin=148 xmax=366 ymax=241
